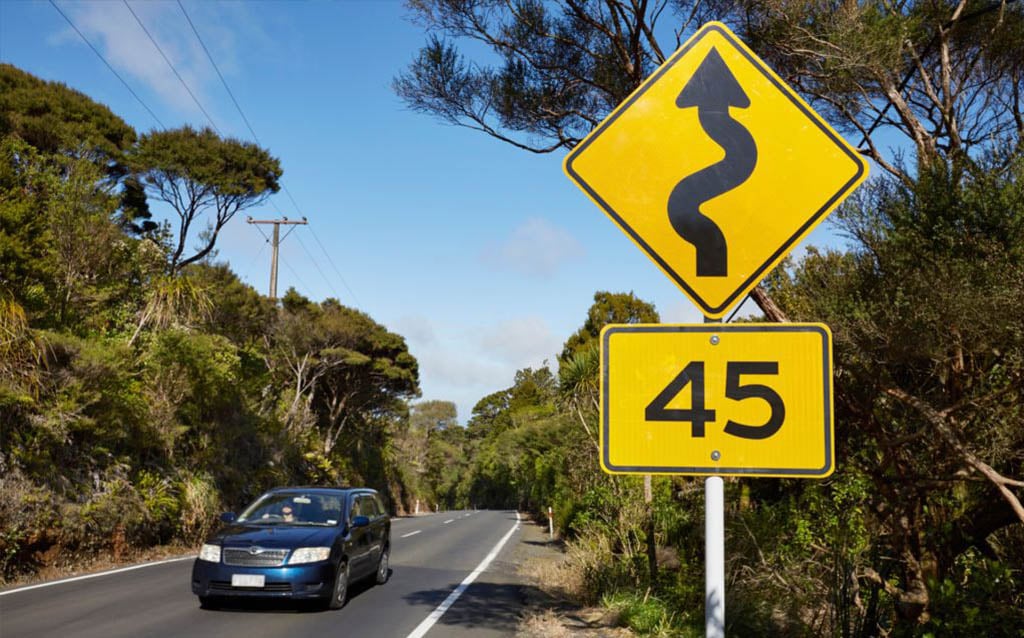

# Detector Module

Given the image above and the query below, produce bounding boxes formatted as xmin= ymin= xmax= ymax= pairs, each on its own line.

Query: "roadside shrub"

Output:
xmin=74 ymin=472 xmax=147 ymax=553
xmin=0 ymin=469 xmax=59 ymax=582
xmin=566 ymin=526 xmax=633 ymax=604
xmin=177 ymin=472 xmax=220 ymax=544
xmin=602 ymin=590 xmax=697 ymax=637
xmin=135 ymin=469 xmax=180 ymax=544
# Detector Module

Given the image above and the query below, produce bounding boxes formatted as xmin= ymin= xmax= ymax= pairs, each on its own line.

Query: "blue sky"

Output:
xmin=1 ymin=0 xmax=856 ymax=421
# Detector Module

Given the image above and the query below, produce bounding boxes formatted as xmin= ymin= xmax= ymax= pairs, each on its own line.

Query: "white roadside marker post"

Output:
xmin=547 ymin=506 xmax=554 ymax=539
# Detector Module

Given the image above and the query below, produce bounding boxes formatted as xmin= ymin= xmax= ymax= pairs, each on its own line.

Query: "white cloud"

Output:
xmin=481 ymin=217 xmax=584 ymax=278
xmin=52 ymin=1 xmax=255 ymax=126
xmin=399 ymin=315 xmax=563 ymax=424
xmin=392 ymin=314 xmax=437 ymax=348
xmin=477 ymin=316 xmax=561 ymax=368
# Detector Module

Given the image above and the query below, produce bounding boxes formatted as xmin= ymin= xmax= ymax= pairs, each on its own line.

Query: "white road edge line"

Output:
xmin=405 ymin=512 xmax=521 ymax=638
xmin=401 ymin=530 xmax=422 ymax=538
xmin=0 ymin=555 xmax=196 ymax=596
xmin=443 ymin=519 xmax=455 ymax=524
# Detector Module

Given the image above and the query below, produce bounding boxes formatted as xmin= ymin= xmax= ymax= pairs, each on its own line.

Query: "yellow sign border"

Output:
xmin=600 ymin=323 xmax=835 ymax=478
xmin=564 ymin=22 xmax=868 ymax=318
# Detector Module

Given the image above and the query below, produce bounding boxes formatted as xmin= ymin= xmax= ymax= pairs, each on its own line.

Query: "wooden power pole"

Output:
xmin=246 ymin=216 xmax=307 ymax=300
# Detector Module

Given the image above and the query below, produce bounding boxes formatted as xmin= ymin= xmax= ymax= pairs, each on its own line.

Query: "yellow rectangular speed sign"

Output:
xmin=601 ymin=324 xmax=833 ymax=478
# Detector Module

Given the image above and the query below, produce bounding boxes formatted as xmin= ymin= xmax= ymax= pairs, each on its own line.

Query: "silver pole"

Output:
xmin=705 ymin=476 xmax=725 ymax=637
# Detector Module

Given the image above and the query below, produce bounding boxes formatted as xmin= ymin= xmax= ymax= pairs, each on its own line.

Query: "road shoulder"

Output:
xmin=512 ymin=518 xmax=631 ymax=638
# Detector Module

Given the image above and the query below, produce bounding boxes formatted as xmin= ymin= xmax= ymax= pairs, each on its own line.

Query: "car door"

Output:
xmin=372 ymin=493 xmax=390 ymax=554
xmin=346 ymin=493 xmax=372 ymax=578
xmin=362 ymin=494 xmax=384 ymax=569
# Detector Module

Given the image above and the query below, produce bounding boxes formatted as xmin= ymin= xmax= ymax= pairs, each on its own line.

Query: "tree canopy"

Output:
xmin=397 ymin=0 xmax=1023 ymax=179
xmin=130 ymin=126 xmax=282 ymax=274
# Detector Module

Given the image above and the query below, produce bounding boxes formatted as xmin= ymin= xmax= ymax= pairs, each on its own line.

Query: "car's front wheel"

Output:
xmin=376 ymin=546 xmax=389 ymax=585
xmin=198 ymin=596 xmax=218 ymax=610
xmin=328 ymin=559 xmax=349 ymax=610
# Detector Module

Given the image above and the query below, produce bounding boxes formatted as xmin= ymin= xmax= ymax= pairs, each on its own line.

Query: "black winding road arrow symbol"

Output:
xmin=667 ymin=47 xmax=757 ymax=277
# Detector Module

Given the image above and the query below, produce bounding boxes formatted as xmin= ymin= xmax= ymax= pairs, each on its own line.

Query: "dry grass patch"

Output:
xmin=519 ymin=610 xmax=576 ymax=638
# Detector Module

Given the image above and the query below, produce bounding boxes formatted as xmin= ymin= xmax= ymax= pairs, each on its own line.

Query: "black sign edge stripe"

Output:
xmin=603 ymin=324 xmax=824 ymax=333
xmin=601 ymin=327 xmax=615 ymax=472
xmin=600 ymin=323 xmax=833 ymax=475
xmin=820 ymin=324 xmax=834 ymax=475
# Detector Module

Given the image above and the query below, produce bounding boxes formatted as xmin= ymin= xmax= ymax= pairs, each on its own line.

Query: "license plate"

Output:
xmin=231 ymin=574 xmax=265 ymax=588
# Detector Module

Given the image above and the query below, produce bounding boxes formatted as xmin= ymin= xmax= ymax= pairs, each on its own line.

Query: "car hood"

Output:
xmin=210 ymin=524 xmax=340 ymax=548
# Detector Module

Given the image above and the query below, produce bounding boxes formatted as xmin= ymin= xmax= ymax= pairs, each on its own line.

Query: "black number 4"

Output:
xmin=645 ymin=361 xmax=716 ymax=437
xmin=645 ymin=361 xmax=785 ymax=440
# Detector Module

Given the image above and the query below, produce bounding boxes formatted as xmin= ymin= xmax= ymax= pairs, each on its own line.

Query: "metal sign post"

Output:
xmin=705 ymin=476 xmax=725 ymax=638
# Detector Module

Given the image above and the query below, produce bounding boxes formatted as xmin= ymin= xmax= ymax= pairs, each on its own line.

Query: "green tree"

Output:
xmin=188 ymin=263 xmax=275 ymax=346
xmin=411 ymin=400 xmax=459 ymax=433
xmin=760 ymin=158 xmax=1024 ymax=632
xmin=0 ymin=137 xmax=145 ymax=332
xmin=130 ymin=127 xmax=282 ymax=274
xmin=265 ymin=297 xmax=421 ymax=460
xmin=0 ymin=63 xmax=135 ymax=172
xmin=0 ymin=64 xmax=153 ymax=232
xmin=559 ymin=291 xmax=659 ymax=364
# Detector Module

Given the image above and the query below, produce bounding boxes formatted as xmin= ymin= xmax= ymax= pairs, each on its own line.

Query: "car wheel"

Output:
xmin=198 ymin=596 xmax=218 ymax=610
xmin=328 ymin=559 xmax=349 ymax=610
xmin=376 ymin=546 xmax=389 ymax=585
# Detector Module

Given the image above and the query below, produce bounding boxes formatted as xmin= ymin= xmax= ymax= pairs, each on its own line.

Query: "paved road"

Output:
xmin=0 ymin=510 xmax=525 ymax=638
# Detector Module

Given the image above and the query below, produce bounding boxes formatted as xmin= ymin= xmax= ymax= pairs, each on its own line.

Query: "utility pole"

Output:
xmin=246 ymin=216 xmax=307 ymax=300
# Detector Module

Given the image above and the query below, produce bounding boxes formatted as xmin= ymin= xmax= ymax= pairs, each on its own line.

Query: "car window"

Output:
xmin=319 ymin=495 xmax=343 ymax=525
xmin=373 ymin=494 xmax=387 ymax=517
xmin=358 ymin=495 xmax=379 ymax=518
xmin=237 ymin=492 xmax=340 ymax=526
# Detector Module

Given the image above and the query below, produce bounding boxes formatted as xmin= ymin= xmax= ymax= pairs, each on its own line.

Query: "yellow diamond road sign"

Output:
xmin=564 ymin=22 xmax=868 ymax=318
xmin=601 ymin=324 xmax=834 ymax=478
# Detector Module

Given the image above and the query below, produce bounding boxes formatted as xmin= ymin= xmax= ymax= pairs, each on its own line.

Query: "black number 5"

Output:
xmin=723 ymin=362 xmax=785 ymax=440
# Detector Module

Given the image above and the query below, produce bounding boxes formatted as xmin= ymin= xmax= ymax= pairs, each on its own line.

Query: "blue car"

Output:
xmin=191 ymin=487 xmax=391 ymax=609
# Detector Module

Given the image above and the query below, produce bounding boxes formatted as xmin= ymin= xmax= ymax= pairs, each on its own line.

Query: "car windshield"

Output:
xmin=236 ymin=493 xmax=343 ymax=526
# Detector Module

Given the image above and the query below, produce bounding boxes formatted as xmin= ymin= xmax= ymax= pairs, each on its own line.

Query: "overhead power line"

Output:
xmin=294 ymin=232 xmax=344 ymax=301
xmin=307 ymin=227 xmax=361 ymax=307
xmin=176 ymin=1 xmax=362 ymax=307
xmin=122 ymin=0 xmax=222 ymax=135
xmin=48 ymin=0 xmax=166 ymax=129
xmin=176 ymin=0 xmax=261 ymax=145
xmin=278 ymin=254 xmax=314 ymax=300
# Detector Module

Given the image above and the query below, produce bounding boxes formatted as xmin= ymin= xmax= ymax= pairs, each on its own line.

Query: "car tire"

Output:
xmin=375 ymin=546 xmax=389 ymax=585
xmin=198 ymin=596 xmax=218 ymax=610
xmin=328 ymin=559 xmax=349 ymax=610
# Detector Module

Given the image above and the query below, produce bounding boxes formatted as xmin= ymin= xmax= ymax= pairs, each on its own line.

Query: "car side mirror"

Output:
xmin=351 ymin=515 xmax=370 ymax=528
xmin=219 ymin=512 xmax=236 ymax=523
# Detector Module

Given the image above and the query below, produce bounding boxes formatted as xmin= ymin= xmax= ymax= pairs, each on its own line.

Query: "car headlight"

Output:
xmin=287 ymin=547 xmax=331 ymax=564
xmin=199 ymin=543 xmax=221 ymax=563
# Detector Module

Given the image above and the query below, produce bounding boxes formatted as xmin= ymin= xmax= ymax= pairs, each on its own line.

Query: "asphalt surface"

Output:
xmin=0 ymin=510 xmax=526 ymax=638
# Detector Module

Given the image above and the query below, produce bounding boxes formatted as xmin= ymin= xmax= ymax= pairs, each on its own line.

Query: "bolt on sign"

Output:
xmin=600 ymin=324 xmax=834 ymax=478
xmin=563 ymin=22 xmax=869 ymax=319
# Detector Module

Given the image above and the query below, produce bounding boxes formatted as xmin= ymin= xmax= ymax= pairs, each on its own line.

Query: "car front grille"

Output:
xmin=222 ymin=547 xmax=289 ymax=567
xmin=209 ymin=580 xmax=293 ymax=593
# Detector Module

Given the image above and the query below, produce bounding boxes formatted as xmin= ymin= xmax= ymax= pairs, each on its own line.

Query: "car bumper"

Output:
xmin=191 ymin=559 xmax=334 ymax=599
